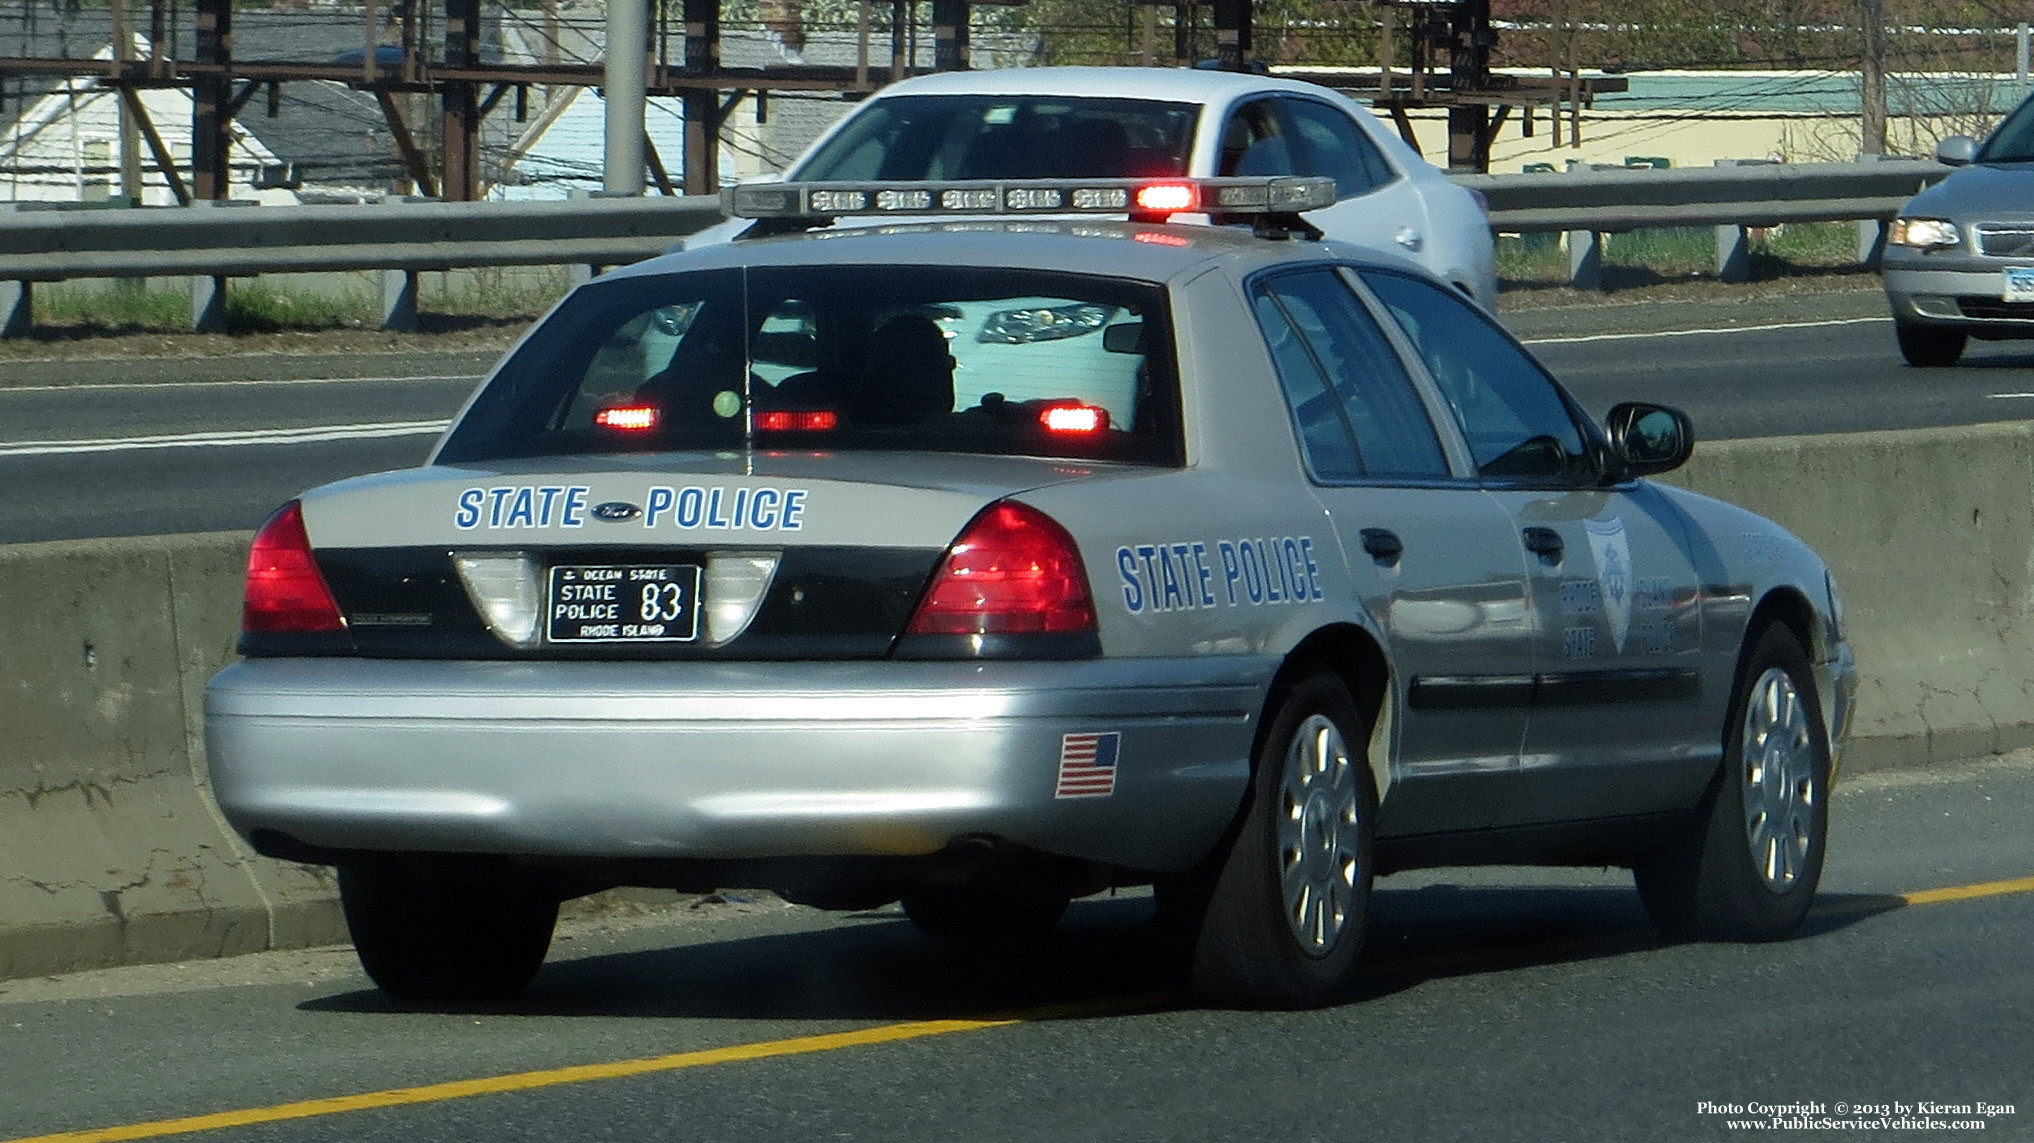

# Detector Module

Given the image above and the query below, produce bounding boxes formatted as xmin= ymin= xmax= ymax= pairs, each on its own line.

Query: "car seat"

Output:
xmin=851 ymin=313 xmax=954 ymax=426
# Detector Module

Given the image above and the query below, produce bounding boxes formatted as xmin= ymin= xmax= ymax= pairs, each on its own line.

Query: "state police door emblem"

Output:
xmin=1585 ymin=516 xmax=1632 ymax=653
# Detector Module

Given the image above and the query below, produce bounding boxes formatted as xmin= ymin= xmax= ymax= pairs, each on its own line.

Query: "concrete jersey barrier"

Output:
xmin=3 ymin=423 xmax=2030 ymax=977
xmin=0 ymin=533 xmax=340 ymax=980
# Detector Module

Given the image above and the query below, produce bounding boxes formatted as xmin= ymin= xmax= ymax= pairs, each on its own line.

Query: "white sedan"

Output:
xmin=692 ymin=67 xmax=1498 ymax=310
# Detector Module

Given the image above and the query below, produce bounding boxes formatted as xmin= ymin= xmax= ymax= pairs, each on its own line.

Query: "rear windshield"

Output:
xmin=795 ymin=95 xmax=1197 ymax=181
xmin=436 ymin=265 xmax=1181 ymax=466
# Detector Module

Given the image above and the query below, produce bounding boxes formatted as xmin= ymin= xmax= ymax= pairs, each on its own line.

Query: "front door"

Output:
xmin=1355 ymin=268 xmax=1710 ymax=827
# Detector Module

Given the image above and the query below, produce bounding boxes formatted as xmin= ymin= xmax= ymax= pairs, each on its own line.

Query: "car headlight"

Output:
xmin=1888 ymin=217 xmax=1961 ymax=249
xmin=976 ymin=303 xmax=1116 ymax=344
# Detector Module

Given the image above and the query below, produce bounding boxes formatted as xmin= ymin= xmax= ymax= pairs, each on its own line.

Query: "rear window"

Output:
xmin=436 ymin=265 xmax=1181 ymax=466
xmin=795 ymin=95 xmax=1197 ymax=181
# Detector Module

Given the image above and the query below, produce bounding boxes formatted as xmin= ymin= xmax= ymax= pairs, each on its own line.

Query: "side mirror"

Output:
xmin=1936 ymin=135 xmax=1979 ymax=166
xmin=1604 ymin=402 xmax=1692 ymax=478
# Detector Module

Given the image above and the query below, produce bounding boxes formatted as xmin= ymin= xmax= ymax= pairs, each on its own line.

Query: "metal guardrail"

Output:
xmin=1452 ymin=157 xmax=1956 ymax=288
xmin=0 ymin=158 xmax=1960 ymax=334
xmin=0 ymin=193 xmax=725 ymax=335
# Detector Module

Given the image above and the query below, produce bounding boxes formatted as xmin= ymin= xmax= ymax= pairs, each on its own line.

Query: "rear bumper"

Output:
xmin=205 ymin=656 xmax=1269 ymax=873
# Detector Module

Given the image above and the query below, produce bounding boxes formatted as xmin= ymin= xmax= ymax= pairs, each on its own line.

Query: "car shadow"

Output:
xmin=1349 ymin=883 xmax=1898 ymax=1000
xmin=298 ymin=882 xmax=1906 ymax=1021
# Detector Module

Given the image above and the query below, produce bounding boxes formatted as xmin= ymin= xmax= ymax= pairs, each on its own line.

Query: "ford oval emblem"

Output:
xmin=591 ymin=501 xmax=641 ymax=522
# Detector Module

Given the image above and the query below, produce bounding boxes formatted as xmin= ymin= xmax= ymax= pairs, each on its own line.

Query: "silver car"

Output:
xmin=1883 ymin=91 xmax=2034 ymax=366
xmin=206 ymin=175 xmax=1854 ymax=1010
xmin=687 ymin=67 xmax=1499 ymax=311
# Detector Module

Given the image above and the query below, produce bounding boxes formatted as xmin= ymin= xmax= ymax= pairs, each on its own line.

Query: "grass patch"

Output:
xmin=25 ymin=269 xmax=570 ymax=339
xmin=428 ymin=265 xmax=572 ymax=318
xmin=35 ymin=279 xmax=376 ymax=335
xmin=1497 ymin=221 xmax=1871 ymax=293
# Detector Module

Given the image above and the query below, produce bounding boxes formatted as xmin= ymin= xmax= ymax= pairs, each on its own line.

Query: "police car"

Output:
xmin=205 ymin=175 xmax=1856 ymax=1009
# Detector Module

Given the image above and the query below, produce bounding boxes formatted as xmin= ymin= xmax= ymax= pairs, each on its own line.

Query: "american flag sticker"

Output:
xmin=1055 ymin=732 xmax=1121 ymax=799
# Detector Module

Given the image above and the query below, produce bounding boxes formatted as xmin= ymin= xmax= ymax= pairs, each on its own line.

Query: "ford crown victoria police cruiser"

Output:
xmin=206 ymin=175 xmax=1856 ymax=1009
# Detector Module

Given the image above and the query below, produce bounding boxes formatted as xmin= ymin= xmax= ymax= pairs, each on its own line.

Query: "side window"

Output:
xmin=1283 ymin=99 xmax=1387 ymax=198
xmin=1252 ymin=269 xmax=1450 ymax=481
xmin=1252 ymin=290 xmax=1362 ymax=481
xmin=1218 ymin=100 xmax=1294 ymax=176
xmin=1360 ymin=270 xmax=1591 ymax=482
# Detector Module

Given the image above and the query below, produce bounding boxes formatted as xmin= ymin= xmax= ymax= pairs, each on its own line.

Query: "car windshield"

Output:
xmin=1979 ymin=94 xmax=2034 ymax=162
xmin=793 ymin=95 xmax=1198 ymax=181
xmin=437 ymin=264 xmax=1180 ymax=466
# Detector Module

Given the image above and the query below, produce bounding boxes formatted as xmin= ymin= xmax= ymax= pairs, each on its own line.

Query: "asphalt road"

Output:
xmin=3 ymin=750 xmax=2030 ymax=1143
xmin=4 ymin=289 xmax=2034 ymax=544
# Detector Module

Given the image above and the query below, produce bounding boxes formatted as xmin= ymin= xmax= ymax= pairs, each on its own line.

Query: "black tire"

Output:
xmin=1635 ymin=625 xmax=1831 ymax=941
xmin=1895 ymin=321 xmax=1966 ymax=367
xmin=1184 ymin=672 xmax=1376 ymax=1009
xmin=899 ymin=885 xmax=1070 ymax=941
xmin=339 ymin=861 xmax=559 ymax=1004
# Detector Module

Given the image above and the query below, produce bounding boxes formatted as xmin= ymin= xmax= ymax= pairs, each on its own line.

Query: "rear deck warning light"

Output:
xmin=756 ymin=409 xmax=840 ymax=432
xmin=595 ymin=404 xmax=660 ymax=431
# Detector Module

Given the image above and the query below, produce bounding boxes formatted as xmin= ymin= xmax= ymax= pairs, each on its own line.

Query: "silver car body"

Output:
xmin=207 ymin=216 xmax=1854 ymax=895
xmin=685 ymin=67 xmax=1499 ymax=310
xmin=1883 ymin=91 xmax=2034 ymax=355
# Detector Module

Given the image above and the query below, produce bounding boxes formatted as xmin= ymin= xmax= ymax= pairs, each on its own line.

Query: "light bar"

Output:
xmin=725 ymin=177 xmax=1337 ymax=222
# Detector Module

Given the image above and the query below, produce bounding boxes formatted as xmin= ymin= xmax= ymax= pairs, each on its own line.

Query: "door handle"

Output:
xmin=1522 ymin=526 xmax=1564 ymax=559
xmin=1360 ymin=527 xmax=1404 ymax=565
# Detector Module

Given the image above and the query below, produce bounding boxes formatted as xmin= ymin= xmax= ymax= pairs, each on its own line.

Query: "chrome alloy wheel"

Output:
xmin=1277 ymin=714 xmax=1361 ymax=955
xmin=1741 ymin=666 xmax=1819 ymax=893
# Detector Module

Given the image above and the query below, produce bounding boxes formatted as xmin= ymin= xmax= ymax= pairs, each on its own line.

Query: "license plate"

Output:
xmin=546 ymin=564 xmax=701 ymax=643
xmin=2006 ymin=267 xmax=2034 ymax=303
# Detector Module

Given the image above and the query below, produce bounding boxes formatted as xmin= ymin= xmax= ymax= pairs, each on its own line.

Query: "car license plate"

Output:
xmin=546 ymin=564 xmax=701 ymax=643
xmin=2006 ymin=267 xmax=2034 ymax=303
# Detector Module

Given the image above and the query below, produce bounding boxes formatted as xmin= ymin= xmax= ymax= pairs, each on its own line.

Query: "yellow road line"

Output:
xmin=1897 ymin=873 xmax=2034 ymax=907
xmin=12 ymin=874 xmax=2034 ymax=1143
xmin=6 ymin=1018 xmax=1022 ymax=1143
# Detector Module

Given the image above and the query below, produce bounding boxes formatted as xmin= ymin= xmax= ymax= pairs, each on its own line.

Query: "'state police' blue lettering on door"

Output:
xmin=1117 ymin=536 xmax=1323 ymax=614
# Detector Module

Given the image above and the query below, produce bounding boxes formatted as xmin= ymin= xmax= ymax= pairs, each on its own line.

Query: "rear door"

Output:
xmin=1249 ymin=265 xmax=1533 ymax=836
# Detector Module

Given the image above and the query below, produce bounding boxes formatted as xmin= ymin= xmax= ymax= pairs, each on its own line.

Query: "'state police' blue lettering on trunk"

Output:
xmin=455 ymin=485 xmax=808 ymax=532
xmin=1118 ymin=536 xmax=1323 ymax=614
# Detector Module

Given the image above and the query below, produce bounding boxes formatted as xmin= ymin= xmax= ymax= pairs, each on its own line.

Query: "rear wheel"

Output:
xmin=1182 ymin=672 xmax=1375 ymax=1009
xmin=339 ymin=861 xmax=558 ymax=1004
xmin=1895 ymin=321 xmax=1966 ymax=367
xmin=1635 ymin=625 xmax=1830 ymax=941
xmin=899 ymin=885 xmax=1070 ymax=941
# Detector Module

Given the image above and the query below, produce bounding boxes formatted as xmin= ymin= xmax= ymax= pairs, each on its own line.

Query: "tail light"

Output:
xmin=243 ymin=501 xmax=344 ymax=633
xmin=906 ymin=502 xmax=1096 ymax=636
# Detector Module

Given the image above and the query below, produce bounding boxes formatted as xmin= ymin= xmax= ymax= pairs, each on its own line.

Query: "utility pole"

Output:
xmin=604 ymin=0 xmax=649 ymax=194
xmin=1860 ymin=0 xmax=1887 ymax=156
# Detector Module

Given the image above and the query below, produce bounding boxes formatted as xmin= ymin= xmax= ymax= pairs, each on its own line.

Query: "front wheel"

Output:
xmin=339 ymin=861 xmax=559 ymax=1004
xmin=1895 ymin=321 xmax=1966 ymax=367
xmin=1183 ymin=672 xmax=1375 ymax=1009
xmin=1635 ymin=625 xmax=1830 ymax=941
